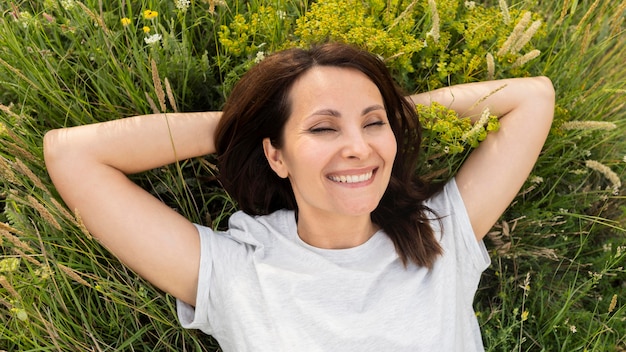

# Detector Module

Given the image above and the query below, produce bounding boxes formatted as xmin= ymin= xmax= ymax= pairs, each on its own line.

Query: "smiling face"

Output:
xmin=263 ymin=66 xmax=397 ymax=229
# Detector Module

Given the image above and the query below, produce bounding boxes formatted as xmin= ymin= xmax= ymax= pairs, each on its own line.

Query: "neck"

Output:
xmin=296 ymin=211 xmax=378 ymax=249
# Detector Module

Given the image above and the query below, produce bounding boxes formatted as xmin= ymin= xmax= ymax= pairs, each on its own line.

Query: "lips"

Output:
xmin=328 ymin=170 xmax=374 ymax=184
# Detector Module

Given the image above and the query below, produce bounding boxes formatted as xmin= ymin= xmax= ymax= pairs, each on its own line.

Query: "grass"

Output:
xmin=0 ymin=0 xmax=625 ymax=350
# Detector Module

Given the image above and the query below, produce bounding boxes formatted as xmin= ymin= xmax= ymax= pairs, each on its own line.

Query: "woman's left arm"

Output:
xmin=410 ymin=77 xmax=555 ymax=240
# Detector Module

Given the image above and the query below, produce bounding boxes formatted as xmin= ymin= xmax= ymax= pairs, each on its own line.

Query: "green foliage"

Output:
xmin=417 ymin=102 xmax=500 ymax=180
xmin=292 ymin=0 xmax=548 ymax=91
xmin=0 ymin=0 xmax=625 ymax=350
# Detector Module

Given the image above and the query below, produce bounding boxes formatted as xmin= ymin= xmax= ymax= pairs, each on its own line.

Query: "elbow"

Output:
xmin=43 ymin=129 xmax=61 ymax=169
xmin=43 ymin=128 xmax=72 ymax=181
xmin=534 ymin=76 xmax=556 ymax=124
xmin=536 ymin=76 xmax=556 ymax=108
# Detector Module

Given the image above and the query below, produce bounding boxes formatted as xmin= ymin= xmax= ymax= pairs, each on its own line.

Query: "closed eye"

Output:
xmin=309 ymin=127 xmax=337 ymax=134
xmin=365 ymin=121 xmax=387 ymax=128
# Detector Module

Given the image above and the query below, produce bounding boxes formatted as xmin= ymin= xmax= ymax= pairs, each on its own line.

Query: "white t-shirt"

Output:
xmin=177 ymin=178 xmax=491 ymax=351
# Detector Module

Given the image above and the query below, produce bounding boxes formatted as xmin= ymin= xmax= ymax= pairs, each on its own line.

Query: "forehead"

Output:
xmin=287 ymin=66 xmax=384 ymax=112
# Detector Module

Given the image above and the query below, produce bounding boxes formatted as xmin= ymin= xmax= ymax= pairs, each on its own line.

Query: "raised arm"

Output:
xmin=44 ymin=111 xmax=221 ymax=305
xmin=409 ymin=77 xmax=555 ymax=240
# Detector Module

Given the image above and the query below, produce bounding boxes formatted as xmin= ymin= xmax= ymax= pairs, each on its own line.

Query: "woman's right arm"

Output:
xmin=43 ymin=112 xmax=221 ymax=306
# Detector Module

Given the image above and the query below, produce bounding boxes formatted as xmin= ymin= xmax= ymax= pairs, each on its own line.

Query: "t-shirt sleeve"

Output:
xmin=427 ymin=178 xmax=491 ymax=287
xmin=176 ymin=223 xmax=215 ymax=334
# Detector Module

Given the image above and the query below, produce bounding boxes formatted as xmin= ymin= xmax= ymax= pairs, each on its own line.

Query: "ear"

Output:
xmin=262 ymin=138 xmax=289 ymax=178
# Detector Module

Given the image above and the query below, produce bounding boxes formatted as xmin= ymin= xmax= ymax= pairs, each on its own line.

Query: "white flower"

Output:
xmin=254 ymin=51 xmax=266 ymax=63
xmin=60 ymin=0 xmax=76 ymax=10
xmin=276 ymin=10 xmax=287 ymax=20
xmin=144 ymin=34 xmax=162 ymax=45
xmin=465 ymin=1 xmax=476 ymax=9
xmin=175 ymin=0 xmax=191 ymax=11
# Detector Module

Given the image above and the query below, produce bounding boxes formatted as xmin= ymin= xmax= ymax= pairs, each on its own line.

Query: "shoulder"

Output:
xmin=195 ymin=209 xmax=296 ymax=246
xmin=424 ymin=178 xmax=477 ymax=246
xmin=425 ymin=178 xmax=491 ymax=272
xmin=424 ymin=178 xmax=466 ymax=218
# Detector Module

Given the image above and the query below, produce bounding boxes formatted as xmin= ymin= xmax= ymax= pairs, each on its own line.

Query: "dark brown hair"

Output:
xmin=215 ymin=43 xmax=443 ymax=268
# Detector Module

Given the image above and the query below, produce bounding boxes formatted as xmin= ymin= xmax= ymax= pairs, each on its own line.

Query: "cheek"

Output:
xmin=282 ymin=140 xmax=329 ymax=176
xmin=383 ymin=132 xmax=398 ymax=162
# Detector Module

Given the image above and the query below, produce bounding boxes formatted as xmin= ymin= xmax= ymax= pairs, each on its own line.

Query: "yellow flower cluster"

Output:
xmin=293 ymin=0 xmax=423 ymax=73
xmin=143 ymin=10 xmax=158 ymax=20
xmin=289 ymin=0 xmax=544 ymax=90
xmin=417 ymin=102 xmax=500 ymax=156
xmin=119 ymin=9 xmax=158 ymax=32
xmin=218 ymin=6 xmax=291 ymax=58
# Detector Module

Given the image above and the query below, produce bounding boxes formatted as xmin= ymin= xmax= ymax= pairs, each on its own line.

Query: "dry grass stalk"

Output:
xmin=14 ymin=158 xmax=49 ymax=194
xmin=12 ymin=247 xmax=42 ymax=266
xmin=426 ymin=0 xmax=440 ymax=43
xmin=0 ymin=103 xmax=21 ymax=120
xmin=0 ymin=275 xmax=20 ymax=299
xmin=498 ymin=0 xmax=510 ymax=24
xmin=4 ymin=141 xmax=37 ymax=164
xmin=510 ymin=20 xmax=542 ymax=54
xmin=497 ymin=12 xmax=531 ymax=56
xmin=0 ymin=156 xmax=18 ymax=184
xmin=556 ymin=0 xmax=572 ymax=25
xmin=0 ymin=221 xmax=24 ymax=236
xmin=585 ymin=160 xmax=621 ymax=195
xmin=486 ymin=53 xmax=495 ymax=80
xmin=26 ymin=195 xmax=62 ymax=231
xmin=1 ymin=228 xmax=34 ymax=253
xmin=576 ymin=0 xmax=600 ymax=32
xmin=151 ymin=59 xmax=167 ymax=112
xmin=74 ymin=209 xmax=93 ymax=240
xmin=164 ymin=78 xmax=179 ymax=113
xmin=580 ymin=24 xmax=591 ymax=56
xmin=608 ymin=294 xmax=618 ymax=313
xmin=560 ymin=120 xmax=617 ymax=131
xmin=512 ymin=49 xmax=541 ymax=68
xmin=58 ymin=264 xmax=91 ymax=288
xmin=471 ymin=84 xmax=507 ymax=110
xmin=145 ymin=92 xmax=160 ymax=115
xmin=389 ymin=0 xmax=419 ymax=30
xmin=0 ymin=57 xmax=37 ymax=88
xmin=49 ymin=197 xmax=74 ymax=222
xmin=76 ymin=1 xmax=110 ymax=35
xmin=610 ymin=2 xmax=626 ymax=36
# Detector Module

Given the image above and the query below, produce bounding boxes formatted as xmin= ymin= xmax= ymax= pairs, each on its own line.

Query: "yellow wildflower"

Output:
xmin=143 ymin=10 xmax=158 ymax=20
xmin=10 ymin=307 xmax=28 ymax=321
xmin=121 ymin=17 xmax=131 ymax=26
xmin=0 ymin=258 xmax=20 ymax=273
xmin=521 ymin=310 xmax=529 ymax=321
xmin=143 ymin=26 xmax=150 ymax=33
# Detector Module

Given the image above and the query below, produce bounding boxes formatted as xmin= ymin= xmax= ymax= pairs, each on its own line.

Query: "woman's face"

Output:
xmin=263 ymin=66 xmax=397 ymax=222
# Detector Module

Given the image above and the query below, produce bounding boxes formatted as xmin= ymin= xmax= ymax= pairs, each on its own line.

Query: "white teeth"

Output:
xmin=330 ymin=171 xmax=373 ymax=184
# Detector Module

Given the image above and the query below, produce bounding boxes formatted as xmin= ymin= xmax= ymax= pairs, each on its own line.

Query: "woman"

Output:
xmin=44 ymin=43 xmax=554 ymax=351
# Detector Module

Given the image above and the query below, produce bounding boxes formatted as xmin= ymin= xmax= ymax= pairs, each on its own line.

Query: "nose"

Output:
xmin=341 ymin=128 xmax=372 ymax=160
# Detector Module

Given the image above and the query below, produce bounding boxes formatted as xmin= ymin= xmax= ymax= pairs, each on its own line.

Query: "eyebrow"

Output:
xmin=308 ymin=104 xmax=385 ymax=118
